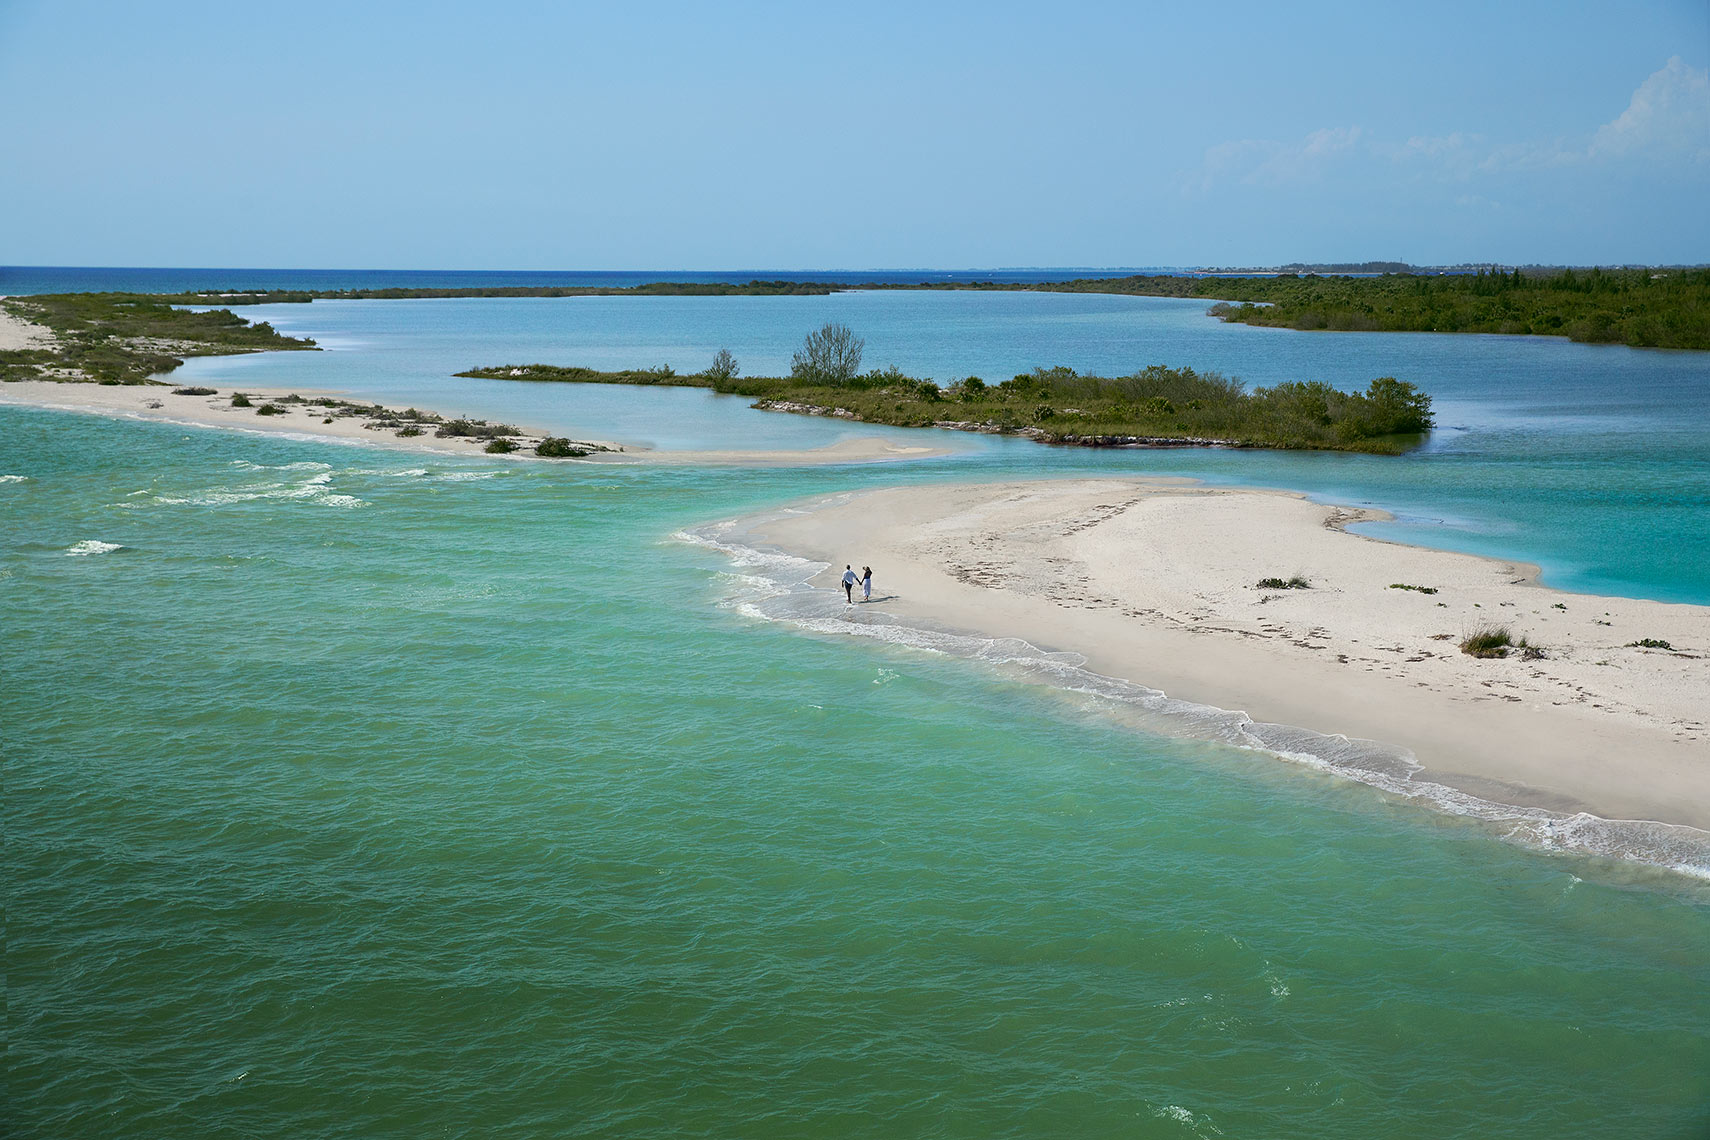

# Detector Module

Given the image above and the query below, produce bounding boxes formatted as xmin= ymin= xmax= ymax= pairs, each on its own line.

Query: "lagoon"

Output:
xmin=172 ymin=290 xmax=1710 ymax=602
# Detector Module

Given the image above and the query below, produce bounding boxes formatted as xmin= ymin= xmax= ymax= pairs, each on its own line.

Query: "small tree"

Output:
xmin=791 ymin=322 xmax=864 ymax=385
xmin=705 ymin=348 xmax=739 ymax=381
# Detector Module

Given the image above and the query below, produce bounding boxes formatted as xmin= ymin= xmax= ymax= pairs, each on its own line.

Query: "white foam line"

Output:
xmin=676 ymin=521 xmax=1710 ymax=881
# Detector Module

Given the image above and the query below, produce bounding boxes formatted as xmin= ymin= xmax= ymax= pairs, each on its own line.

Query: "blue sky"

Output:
xmin=1 ymin=0 xmax=1706 ymax=268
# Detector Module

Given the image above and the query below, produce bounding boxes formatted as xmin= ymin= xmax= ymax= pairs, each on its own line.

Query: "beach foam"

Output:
xmin=679 ymin=513 xmax=1710 ymax=880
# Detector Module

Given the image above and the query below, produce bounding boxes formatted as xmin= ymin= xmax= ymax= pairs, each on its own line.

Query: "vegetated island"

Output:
xmin=139 ymin=263 xmax=1710 ymax=350
xmin=4 ymin=263 xmax=1706 ymax=389
xmin=1 ymin=292 xmax=316 ymax=384
xmin=458 ymin=330 xmax=1434 ymax=454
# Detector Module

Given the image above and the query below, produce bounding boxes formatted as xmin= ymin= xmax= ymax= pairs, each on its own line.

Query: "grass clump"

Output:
xmin=1460 ymin=624 xmax=1545 ymax=659
xmin=484 ymin=438 xmax=519 ymax=454
xmin=1389 ymin=582 xmax=1438 ymax=594
xmin=535 ymin=437 xmax=589 ymax=458
xmin=230 ymin=392 xmax=252 ymax=407
xmin=1460 ymin=625 xmax=1514 ymax=657
xmin=171 ymin=386 xmax=218 ymax=395
xmin=1257 ymin=575 xmax=1311 ymax=590
xmin=1626 ymin=638 xmax=1674 ymax=650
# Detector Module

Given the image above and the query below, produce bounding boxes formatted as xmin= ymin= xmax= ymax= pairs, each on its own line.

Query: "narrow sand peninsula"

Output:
xmin=749 ymin=479 xmax=1710 ymax=831
xmin=0 ymin=380 xmax=946 ymax=466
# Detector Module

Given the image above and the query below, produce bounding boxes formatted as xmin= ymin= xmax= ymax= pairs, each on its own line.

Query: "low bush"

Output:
xmin=1389 ymin=583 xmax=1438 ymax=594
xmin=1626 ymin=638 xmax=1674 ymax=650
xmin=171 ymin=386 xmax=218 ymax=395
xmin=437 ymin=418 xmax=520 ymax=439
xmin=484 ymin=438 xmax=519 ymax=453
xmin=396 ymin=426 xmax=422 ymax=437
xmin=1460 ymin=624 xmax=1544 ymax=659
xmin=255 ymin=403 xmax=285 ymax=416
xmin=1257 ymin=575 xmax=1311 ymax=590
xmin=230 ymin=392 xmax=252 ymax=407
xmin=535 ymin=436 xmax=588 ymax=458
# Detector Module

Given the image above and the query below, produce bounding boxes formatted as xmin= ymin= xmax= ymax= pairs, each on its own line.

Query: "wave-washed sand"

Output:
xmin=737 ymin=478 xmax=1710 ymax=840
xmin=0 ymin=379 xmax=946 ymax=467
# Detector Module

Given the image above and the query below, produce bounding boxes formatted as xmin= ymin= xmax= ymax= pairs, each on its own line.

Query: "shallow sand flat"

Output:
xmin=746 ymin=478 xmax=1710 ymax=831
xmin=0 ymin=380 xmax=947 ymax=466
xmin=0 ymin=303 xmax=56 ymax=351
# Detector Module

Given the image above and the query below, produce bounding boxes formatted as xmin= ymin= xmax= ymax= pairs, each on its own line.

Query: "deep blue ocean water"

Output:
xmin=5 ymin=275 xmax=1708 ymax=1137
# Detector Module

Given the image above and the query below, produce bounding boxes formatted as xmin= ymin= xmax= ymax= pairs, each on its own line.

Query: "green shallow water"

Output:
xmin=5 ymin=408 xmax=1709 ymax=1138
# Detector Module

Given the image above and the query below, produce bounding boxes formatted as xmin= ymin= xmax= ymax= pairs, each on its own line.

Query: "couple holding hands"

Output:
xmin=840 ymin=564 xmax=873 ymax=605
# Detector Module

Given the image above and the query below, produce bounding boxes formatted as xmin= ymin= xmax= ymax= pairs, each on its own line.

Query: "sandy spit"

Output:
xmin=741 ymin=478 xmax=1710 ymax=831
xmin=0 ymin=380 xmax=948 ymax=467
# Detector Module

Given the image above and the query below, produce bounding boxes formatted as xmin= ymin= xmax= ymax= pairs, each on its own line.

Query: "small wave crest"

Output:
xmin=676 ymin=517 xmax=1710 ymax=880
xmin=155 ymin=468 xmax=367 ymax=509
xmin=67 ymin=540 xmax=123 ymax=556
xmin=0 ymin=474 xmax=29 ymax=483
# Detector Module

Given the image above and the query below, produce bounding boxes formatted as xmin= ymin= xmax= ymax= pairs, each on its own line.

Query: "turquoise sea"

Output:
xmin=5 ymin=288 xmax=1709 ymax=1136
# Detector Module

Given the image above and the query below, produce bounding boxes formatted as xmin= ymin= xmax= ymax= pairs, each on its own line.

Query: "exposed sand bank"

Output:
xmin=740 ymin=479 xmax=1710 ymax=833
xmin=0 ymin=380 xmax=948 ymax=466
xmin=0 ymin=302 xmax=56 ymax=351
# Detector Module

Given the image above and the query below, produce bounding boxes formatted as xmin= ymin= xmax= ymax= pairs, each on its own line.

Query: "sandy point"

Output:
xmin=736 ymin=477 xmax=1710 ymax=833
xmin=0 ymin=379 xmax=951 ymax=467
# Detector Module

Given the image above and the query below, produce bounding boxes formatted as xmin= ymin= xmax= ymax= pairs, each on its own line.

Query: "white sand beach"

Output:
xmin=746 ymin=479 xmax=1710 ymax=831
xmin=0 ymin=378 xmax=947 ymax=466
xmin=0 ymin=302 xmax=55 ymax=351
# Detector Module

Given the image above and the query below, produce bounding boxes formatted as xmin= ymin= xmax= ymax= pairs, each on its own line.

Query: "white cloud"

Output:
xmin=1184 ymin=57 xmax=1709 ymax=194
xmin=1183 ymin=126 xmax=1363 ymax=193
xmin=1589 ymin=56 xmax=1710 ymax=160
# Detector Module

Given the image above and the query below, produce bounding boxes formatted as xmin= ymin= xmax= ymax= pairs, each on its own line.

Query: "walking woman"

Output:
xmin=861 ymin=566 xmax=873 ymax=602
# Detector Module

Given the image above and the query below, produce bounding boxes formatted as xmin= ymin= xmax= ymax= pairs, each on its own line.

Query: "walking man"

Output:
xmin=841 ymin=565 xmax=857 ymax=605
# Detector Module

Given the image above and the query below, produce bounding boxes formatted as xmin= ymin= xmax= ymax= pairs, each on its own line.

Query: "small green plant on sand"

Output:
xmin=1389 ymin=583 xmax=1438 ymax=594
xmin=535 ymin=437 xmax=589 ymax=458
xmin=1257 ymin=575 xmax=1311 ymax=590
xmin=1460 ymin=624 xmax=1545 ymax=659
xmin=172 ymin=386 xmax=217 ymax=396
xmin=1626 ymin=638 xmax=1674 ymax=650
xmin=396 ymin=426 xmax=422 ymax=437
xmin=484 ymin=438 xmax=519 ymax=454
xmin=230 ymin=392 xmax=252 ymax=407
xmin=255 ymin=403 xmax=285 ymax=416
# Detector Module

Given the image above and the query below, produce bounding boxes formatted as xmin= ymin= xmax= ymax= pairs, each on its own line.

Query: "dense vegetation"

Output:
xmin=1201 ymin=267 xmax=1710 ymax=349
xmin=459 ymin=354 xmax=1434 ymax=454
xmin=1 ymin=292 xmax=315 ymax=384
xmin=10 ymin=265 xmax=1701 ymax=390
xmin=149 ymin=266 xmax=1710 ymax=349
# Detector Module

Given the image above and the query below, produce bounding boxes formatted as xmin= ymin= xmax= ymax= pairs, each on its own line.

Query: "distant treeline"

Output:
xmin=1200 ymin=267 xmax=1710 ymax=349
xmin=152 ymin=280 xmax=846 ymax=305
xmin=153 ymin=267 xmax=1710 ymax=350
xmin=459 ymin=361 xmax=1434 ymax=454
xmin=1 ymin=292 xmax=315 ymax=384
